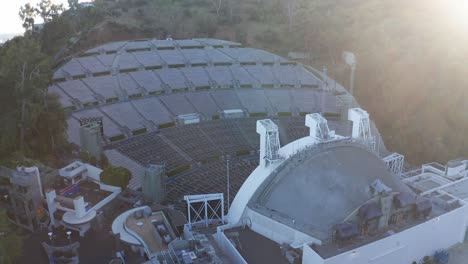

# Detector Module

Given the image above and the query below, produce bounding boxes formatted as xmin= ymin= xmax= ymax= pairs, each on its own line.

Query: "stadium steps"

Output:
xmin=196 ymin=125 xmax=222 ymax=154
xmin=97 ymin=107 xmax=130 ymax=136
xmin=233 ymin=119 xmax=257 ymax=149
xmin=129 ymin=100 xmax=157 ymax=131
xmin=104 ymin=149 xmax=146 ymax=190
xmin=158 ymin=133 xmax=194 ymax=163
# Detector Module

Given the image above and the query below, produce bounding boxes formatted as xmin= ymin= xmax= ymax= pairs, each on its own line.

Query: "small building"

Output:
xmin=46 ymin=161 xmax=121 ymax=236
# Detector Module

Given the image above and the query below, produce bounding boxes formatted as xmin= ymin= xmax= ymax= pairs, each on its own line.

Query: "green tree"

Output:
xmin=0 ymin=209 xmax=23 ymax=264
xmin=37 ymin=0 xmax=64 ymax=23
xmin=18 ymin=3 xmax=36 ymax=31
xmin=100 ymin=166 xmax=131 ymax=189
xmin=0 ymin=37 xmax=67 ymax=159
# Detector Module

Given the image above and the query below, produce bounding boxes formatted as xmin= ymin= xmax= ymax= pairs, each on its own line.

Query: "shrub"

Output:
xmin=100 ymin=166 xmax=131 ymax=189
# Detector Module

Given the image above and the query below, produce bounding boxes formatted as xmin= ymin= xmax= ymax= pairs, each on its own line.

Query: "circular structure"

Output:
xmin=246 ymin=143 xmax=405 ymax=240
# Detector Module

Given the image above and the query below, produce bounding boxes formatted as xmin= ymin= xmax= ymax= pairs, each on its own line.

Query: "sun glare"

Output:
xmin=445 ymin=0 xmax=468 ymax=27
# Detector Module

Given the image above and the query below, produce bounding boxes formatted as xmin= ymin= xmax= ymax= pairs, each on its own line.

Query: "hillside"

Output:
xmin=56 ymin=0 xmax=467 ymax=164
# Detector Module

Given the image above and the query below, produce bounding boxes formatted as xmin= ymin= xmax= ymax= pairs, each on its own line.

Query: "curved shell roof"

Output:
xmin=249 ymin=143 xmax=406 ymax=239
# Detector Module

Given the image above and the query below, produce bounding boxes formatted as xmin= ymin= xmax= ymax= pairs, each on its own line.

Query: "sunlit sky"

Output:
xmin=0 ymin=0 xmax=85 ymax=34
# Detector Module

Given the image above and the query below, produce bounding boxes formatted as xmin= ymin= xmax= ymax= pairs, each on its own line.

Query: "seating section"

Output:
xmin=131 ymin=97 xmax=173 ymax=125
xmin=166 ymin=159 xmax=259 ymax=210
xmin=77 ymin=56 xmax=109 ymax=74
xmin=117 ymin=52 xmax=140 ymax=70
xmin=83 ymin=76 xmax=122 ymax=100
xmin=244 ymin=65 xmax=276 ymax=85
xmin=57 ymin=80 xmax=96 ymax=104
xmin=160 ymin=125 xmax=221 ymax=162
xmin=111 ymin=132 xmax=188 ymax=171
xmin=200 ymin=120 xmax=252 ymax=154
xmin=206 ymin=66 xmax=233 ymax=87
xmin=180 ymin=67 xmax=211 ymax=88
xmin=100 ymin=102 xmax=146 ymax=131
xmin=185 ymin=91 xmax=220 ymax=117
xmin=159 ymin=94 xmax=195 ymax=116
xmin=237 ymin=89 xmax=270 ymax=113
xmin=156 ymin=68 xmax=187 ymax=90
xmin=158 ymin=50 xmax=186 ymax=66
xmin=211 ymin=89 xmax=243 ymax=110
xmin=130 ymin=71 xmax=165 ymax=93
xmin=72 ymin=109 xmax=122 ymax=138
xmin=133 ymin=51 xmax=165 ymax=68
xmin=118 ymin=73 xmax=141 ymax=96
xmin=265 ymin=89 xmax=292 ymax=113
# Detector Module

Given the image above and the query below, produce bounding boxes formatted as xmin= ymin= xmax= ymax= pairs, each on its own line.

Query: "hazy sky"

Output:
xmin=0 ymin=0 xmax=84 ymax=34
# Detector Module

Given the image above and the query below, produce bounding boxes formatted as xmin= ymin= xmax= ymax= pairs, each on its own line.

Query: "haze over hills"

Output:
xmin=5 ymin=0 xmax=468 ymax=165
xmin=0 ymin=33 xmax=21 ymax=44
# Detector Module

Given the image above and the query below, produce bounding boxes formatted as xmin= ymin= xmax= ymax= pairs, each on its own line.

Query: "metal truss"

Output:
xmin=184 ymin=193 xmax=225 ymax=230
xmin=383 ymin=153 xmax=405 ymax=175
xmin=257 ymin=120 xmax=280 ymax=164
xmin=307 ymin=113 xmax=331 ymax=140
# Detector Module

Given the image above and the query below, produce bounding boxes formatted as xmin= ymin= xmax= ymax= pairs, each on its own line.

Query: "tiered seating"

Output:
xmin=156 ymin=68 xmax=187 ymax=90
xmin=282 ymin=116 xmax=309 ymax=142
xmin=218 ymin=48 xmax=256 ymax=64
xmin=328 ymin=120 xmax=352 ymax=137
xmin=118 ymin=73 xmax=141 ymax=96
xmin=230 ymin=66 xmax=257 ymax=87
xmin=236 ymin=89 xmax=270 ymax=113
xmin=185 ymin=91 xmax=220 ymax=117
xmin=175 ymin=39 xmax=205 ymax=48
xmin=57 ymin=80 xmax=96 ymax=104
xmin=206 ymin=66 xmax=233 ymax=87
xmin=265 ymin=89 xmax=292 ymax=113
xmin=100 ymin=102 xmax=146 ymax=131
xmin=244 ymin=48 xmax=287 ymax=63
xmin=117 ymin=52 xmax=140 ymax=71
xmin=112 ymin=132 xmax=187 ymax=170
xmin=130 ymin=71 xmax=165 ymax=93
xmin=96 ymin=54 xmax=115 ymax=67
xmin=158 ymin=50 xmax=186 ymax=66
xmin=180 ymin=49 xmax=208 ymax=65
xmin=166 ymin=159 xmax=258 ymax=209
xmin=199 ymin=120 xmax=252 ymax=154
xmin=205 ymin=49 xmax=233 ymax=64
xmin=194 ymin=38 xmax=241 ymax=47
xmin=124 ymin=40 xmax=151 ymax=51
xmin=86 ymin=41 xmax=127 ymax=54
xmin=210 ymin=89 xmax=243 ymax=110
xmin=159 ymin=94 xmax=195 ymax=116
xmin=160 ymin=125 xmax=221 ymax=162
xmin=132 ymin=97 xmax=173 ymax=125
xmin=243 ymin=65 xmax=276 ymax=85
xmin=133 ymin=51 xmax=165 ymax=68
xmin=83 ymin=76 xmax=122 ymax=100
xmin=72 ymin=109 xmax=122 ymax=138
xmin=295 ymin=66 xmax=320 ymax=87
xmin=78 ymin=56 xmax=109 ymax=73
xmin=290 ymin=89 xmax=320 ymax=113
xmin=272 ymin=65 xmax=296 ymax=86
xmin=180 ymin=67 xmax=210 ymax=88
xmin=234 ymin=118 xmax=259 ymax=149
xmin=54 ymin=58 xmax=85 ymax=79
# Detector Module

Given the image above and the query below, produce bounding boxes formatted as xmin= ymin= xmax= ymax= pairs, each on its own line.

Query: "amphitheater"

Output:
xmin=50 ymin=38 xmax=384 ymax=208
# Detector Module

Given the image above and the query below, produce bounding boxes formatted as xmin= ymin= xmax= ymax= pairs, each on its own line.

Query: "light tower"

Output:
xmin=342 ymin=51 xmax=357 ymax=96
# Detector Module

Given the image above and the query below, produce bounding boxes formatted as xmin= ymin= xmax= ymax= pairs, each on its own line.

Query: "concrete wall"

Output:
xmin=302 ymin=244 xmax=325 ymax=264
xmin=317 ymin=206 xmax=468 ymax=264
xmin=245 ymin=209 xmax=321 ymax=247
xmin=214 ymin=231 xmax=247 ymax=264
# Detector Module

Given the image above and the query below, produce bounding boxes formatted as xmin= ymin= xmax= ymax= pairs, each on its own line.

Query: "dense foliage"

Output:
xmin=11 ymin=0 xmax=468 ymax=165
xmin=0 ymin=37 xmax=68 ymax=162
xmin=100 ymin=166 xmax=131 ymax=189
xmin=84 ymin=0 xmax=467 ymax=164
xmin=0 ymin=209 xmax=23 ymax=264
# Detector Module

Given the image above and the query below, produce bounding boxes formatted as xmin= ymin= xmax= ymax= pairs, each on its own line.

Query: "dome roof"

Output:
xmin=249 ymin=143 xmax=406 ymax=239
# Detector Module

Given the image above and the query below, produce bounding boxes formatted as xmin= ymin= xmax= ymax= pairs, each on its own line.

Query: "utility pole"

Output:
xmin=226 ymin=157 xmax=230 ymax=210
